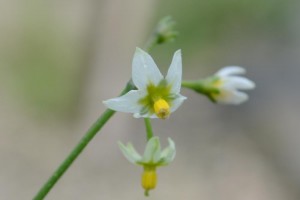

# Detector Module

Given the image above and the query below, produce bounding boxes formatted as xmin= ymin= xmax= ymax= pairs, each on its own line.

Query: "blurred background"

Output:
xmin=1 ymin=0 xmax=300 ymax=199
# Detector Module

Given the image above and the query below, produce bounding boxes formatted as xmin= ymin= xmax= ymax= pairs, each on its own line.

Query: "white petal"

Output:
xmin=103 ymin=90 xmax=145 ymax=114
xmin=170 ymin=94 xmax=187 ymax=112
xmin=118 ymin=142 xmax=142 ymax=164
xmin=133 ymin=113 xmax=143 ymax=118
xmin=159 ymin=138 xmax=176 ymax=165
xmin=148 ymin=114 xmax=159 ymax=119
xmin=142 ymin=137 xmax=161 ymax=163
xmin=217 ymin=90 xmax=249 ymax=105
xmin=216 ymin=66 xmax=245 ymax=77
xmin=165 ymin=50 xmax=182 ymax=94
xmin=134 ymin=112 xmax=158 ymax=119
xmin=132 ymin=48 xmax=163 ymax=89
xmin=223 ymin=76 xmax=255 ymax=90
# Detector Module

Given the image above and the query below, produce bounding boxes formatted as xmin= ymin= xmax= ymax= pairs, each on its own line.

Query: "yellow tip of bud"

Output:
xmin=142 ymin=168 xmax=157 ymax=193
xmin=153 ymin=99 xmax=170 ymax=119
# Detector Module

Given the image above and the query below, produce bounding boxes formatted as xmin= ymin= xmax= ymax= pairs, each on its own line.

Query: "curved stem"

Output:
xmin=33 ymin=15 xmax=175 ymax=200
xmin=33 ymin=82 xmax=135 ymax=200
xmin=144 ymin=118 xmax=154 ymax=141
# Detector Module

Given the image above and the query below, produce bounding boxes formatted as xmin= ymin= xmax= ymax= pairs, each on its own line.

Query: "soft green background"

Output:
xmin=1 ymin=0 xmax=300 ymax=199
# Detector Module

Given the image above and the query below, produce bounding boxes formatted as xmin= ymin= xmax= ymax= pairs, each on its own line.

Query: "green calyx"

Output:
xmin=181 ymin=77 xmax=221 ymax=102
xmin=138 ymin=80 xmax=173 ymax=115
xmin=155 ymin=16 xmax=178 ymax=44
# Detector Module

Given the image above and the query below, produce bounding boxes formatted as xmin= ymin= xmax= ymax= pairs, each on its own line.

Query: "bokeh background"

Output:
xmin=1 ymin=0 xmax=300 ymax=199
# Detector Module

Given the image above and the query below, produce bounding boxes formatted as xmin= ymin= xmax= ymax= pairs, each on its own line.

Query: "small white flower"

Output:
xmin=118 ymin=136 xmax=176 ymax=195
xmin=212 ymin=66 xmax=255 ymax=104
xmin=103 ymin=48 xmax=186 ymax=119
xmin=118 ymin=136 xmax=176 ymax=167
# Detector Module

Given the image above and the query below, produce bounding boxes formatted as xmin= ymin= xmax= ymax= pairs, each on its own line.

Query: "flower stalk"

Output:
xmin=182 ymin=79 xmax=219 ymax=102
xmin=33 ymin=16 xmax=177 ymax=200
xmin=144 ymin=118 xmax=154 ymax=141
xmin=33 ymin=82 xmax=135 ymax=200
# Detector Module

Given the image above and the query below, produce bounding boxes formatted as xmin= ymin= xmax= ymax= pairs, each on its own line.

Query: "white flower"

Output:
xmin=118 ymin=136 xmax=176 ymax=167
xmin=103 ymin=48 xmax=186 ymax=119
xmin=212 ymin=66 xmax=255 ymax=104
xmin=118 ymin=136 xmax=176 ymax=195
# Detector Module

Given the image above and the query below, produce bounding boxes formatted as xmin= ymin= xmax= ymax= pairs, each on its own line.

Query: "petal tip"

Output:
xmin=135 ymin=47 xmax=147 ymax=54
xmin=102 ymin=99 xmax=112 ymax=108
xmin=175 ymin=49 xmax=182 ymax=55
xmin=249 ymin=80 xmax=256 ymax=89
xmin=217 ymin=66 xmax=246 ymax=77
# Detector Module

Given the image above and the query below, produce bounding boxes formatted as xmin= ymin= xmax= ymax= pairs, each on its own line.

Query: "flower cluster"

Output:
xmin=103 ymin=48 xmax=255 ymax=196
xmin=34 ymin=16 xmax=257 ymax=200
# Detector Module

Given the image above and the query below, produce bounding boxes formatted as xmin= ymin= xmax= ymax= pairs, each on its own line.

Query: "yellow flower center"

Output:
xmin=153 ymin=98 xmax=170 ymax=119
xmin=142 ymin=167 xmax=157 ymax=196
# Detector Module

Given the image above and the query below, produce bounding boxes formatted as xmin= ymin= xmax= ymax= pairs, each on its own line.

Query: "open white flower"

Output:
xmin=118 ymin=136 xmax=176 ymax=196
xmin=103 ymin=48 xmax=186 ymax=119
xmin=211 ymin=66 xmax=255 ymax=104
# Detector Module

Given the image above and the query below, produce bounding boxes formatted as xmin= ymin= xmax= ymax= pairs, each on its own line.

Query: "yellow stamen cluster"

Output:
xmin=153 ymin=99 xmax=170 ymax=119
xmin=142 ymin=167 xmax=157 ymax=196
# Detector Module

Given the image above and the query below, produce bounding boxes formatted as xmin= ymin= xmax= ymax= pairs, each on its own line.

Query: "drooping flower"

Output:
xmin=103 ymin=48 xmax=186 ymax=119
xmin=210 ymin=66 xmax=255 ymax=104
xmin=118 ymin=136 xmax=176 ymax=196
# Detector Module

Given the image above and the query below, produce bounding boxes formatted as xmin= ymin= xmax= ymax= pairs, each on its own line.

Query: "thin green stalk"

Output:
xmin=143 ymin=33 xmax=157 ymax=52
xmin=181 ymin=80 xmax=194 ymax=88
xmin=144 ymin=118 xmax=154 ymax=141
xmin=181 ymin=80 xmax=205 ymax=91
xmin=33 ymin=82 xmax=134 ymax=200
xmin=33 ymin=16 xmax=176 ymax=200
xmin=182 ymin=80 xmax=219 ymax=103
xmin=181 ymin=80 xmax=212 ymax=95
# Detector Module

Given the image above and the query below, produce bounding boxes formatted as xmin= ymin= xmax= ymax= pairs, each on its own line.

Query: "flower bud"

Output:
xmin=155 ymin=16 xmax=178 ymax=44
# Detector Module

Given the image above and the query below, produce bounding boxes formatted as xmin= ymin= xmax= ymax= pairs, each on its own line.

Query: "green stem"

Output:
xmin=181 ymin=80 xmax=204 ymax=91
xmin=144 ymin=33 xmax=158 ymax=51
xmin=181 ymin=80 xmax=193 ymax=88
xmin=182 ymin=80 xmax=219 ymax=102
xmin=33 ymin=82 xmax=134 ymax=200
xmin=33 ymin=15 xmax=176 ymax=200
xmin=181 ymin=80 xmax=212 ymax=95
xmin=144 ymin=118 xmax=154 ymax=141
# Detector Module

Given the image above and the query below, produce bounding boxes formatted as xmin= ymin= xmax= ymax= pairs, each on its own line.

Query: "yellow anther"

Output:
xmin=142 ymin=168 xmax=157 ymax=196
xmin=153 ymin=99 xmax=170 ymax=119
